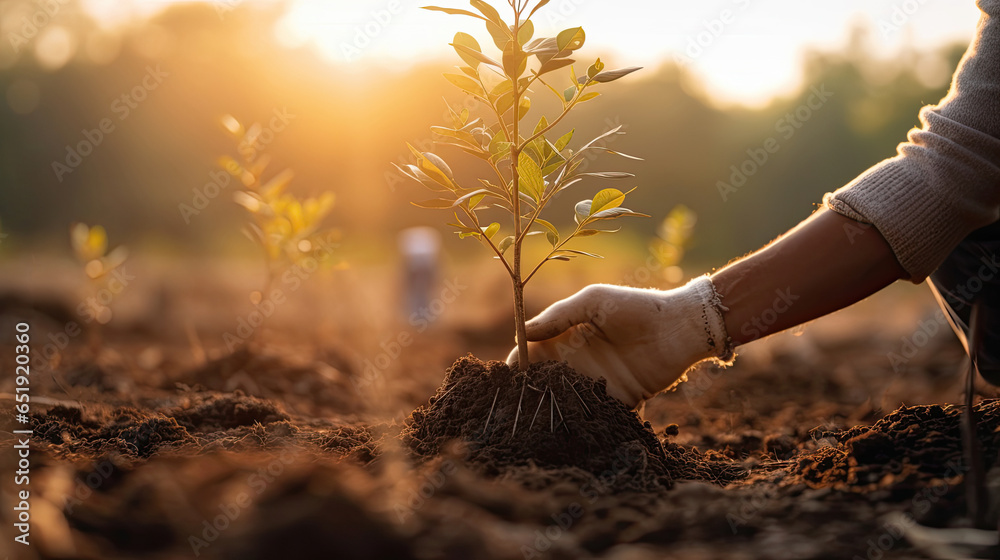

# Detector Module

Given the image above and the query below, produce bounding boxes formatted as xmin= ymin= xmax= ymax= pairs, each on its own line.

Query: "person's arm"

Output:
xmin=714 ymin=208 xmax=906 ymax=346
xmin=508 ymin=2 xmax=1000 ymax=409
xmin=506 ymin=210 xmax=904 ymax=408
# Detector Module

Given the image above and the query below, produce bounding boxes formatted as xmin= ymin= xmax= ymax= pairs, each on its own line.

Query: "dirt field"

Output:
xmin=0 ymin=258 xmax=996 ymax=560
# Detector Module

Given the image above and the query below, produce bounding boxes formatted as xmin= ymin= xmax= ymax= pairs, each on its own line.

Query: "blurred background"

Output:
xmin=0 ymin=0 xmax=981 ymax=259
xmin=0 ymin=0 xmax=983 ymax=365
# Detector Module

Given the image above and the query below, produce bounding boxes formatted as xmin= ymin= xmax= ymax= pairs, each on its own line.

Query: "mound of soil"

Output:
xmin=403 ymin=356 xmax=746 ymax=490
xmin=166 ymin=393 xmax=289 ymax=432
xmin=313 ymin=424 xmax=381 ymax=464
xmin=33 ymin=405 xmax=193 ymax=458
xmin=179 ymin=347 xmax=363 ymax=416
xmin=794 ymin=400 xmax=1000 ymax=492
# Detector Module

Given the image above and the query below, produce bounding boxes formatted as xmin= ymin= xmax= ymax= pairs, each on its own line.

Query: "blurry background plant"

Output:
xmin=219 ymin=114 xmax=339 ymax=307
xmin=0 ymin=0 xmax=973 ymax=272
xmin=397 ymin=0 xmax=647 ymax=368
xmin=650 ymin=205 xmax=697 ymax=287
xmin=70 ymin=222 xmax=128 ymax=349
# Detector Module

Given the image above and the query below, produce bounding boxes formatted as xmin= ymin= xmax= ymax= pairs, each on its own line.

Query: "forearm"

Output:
xmin=712 ymin=208 xmax=907 ymax=346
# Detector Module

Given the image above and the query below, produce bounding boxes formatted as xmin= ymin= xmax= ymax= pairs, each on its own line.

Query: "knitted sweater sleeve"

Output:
xmin=823 ymin=0 xmax=1000 ymax=282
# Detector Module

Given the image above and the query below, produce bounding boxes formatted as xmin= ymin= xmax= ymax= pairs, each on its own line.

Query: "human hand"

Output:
xmin=506 ymin=276 xmax=734 ymax=408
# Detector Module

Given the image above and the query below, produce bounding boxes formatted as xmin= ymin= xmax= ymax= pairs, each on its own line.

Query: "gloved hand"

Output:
xmin=506 ymin=276 xmax=735 ymax=408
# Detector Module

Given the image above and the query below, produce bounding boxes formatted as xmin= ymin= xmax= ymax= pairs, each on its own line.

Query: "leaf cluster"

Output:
xmin=219 ymin=115 xmax=337 ymax=265
xmin=70 ymin=222 xmax=128 ymax=280
xmin=396 ymin=0 xmax=645 ymax=286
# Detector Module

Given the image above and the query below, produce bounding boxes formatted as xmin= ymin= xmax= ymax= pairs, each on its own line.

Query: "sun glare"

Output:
xmin=66 ymin=0 xmax=982 ymax=106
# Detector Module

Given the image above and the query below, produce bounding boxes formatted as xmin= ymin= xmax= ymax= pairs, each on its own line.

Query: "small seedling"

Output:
xmin=396 ymin=0 xmax=646 ymax=369
xmin=219 ymin=115 xmax=339 ymax=318
xmin=70 ymin=223 xmax=128 ymax=350
xmin=650 ymin=205 xmax=696 ymax=286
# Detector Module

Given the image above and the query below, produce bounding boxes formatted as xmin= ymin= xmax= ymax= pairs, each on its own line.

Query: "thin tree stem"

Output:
xmin=510 ymin=10 xmax=529 ymax=370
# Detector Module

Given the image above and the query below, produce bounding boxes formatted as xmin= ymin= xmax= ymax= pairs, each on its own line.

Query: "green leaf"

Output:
xmin=537 ymin=57 xmax=575 ymax=76
xmin=576 ymin=227 xmax=621 ymax=236
xmin=590 ymin=188 xmax=625 ymax=216
xmin=488 ymin=130 xmax=512 ymax=162
xmin=490 ymin=79 xmax=513 ymax=98
xmin=556 ymin=27 xmax=585 ymax=52
xmin=517 ymin=96 xmax=531 ymax=121
xmin=412 ymin=198 xmax=457 ymax=209
xmin=591 ymin=207 xmax=650 ymax=220
xmin=495 ymin=91 xmax=514 ymax=115
xmin=469 ymin=193 xmax=487 ymax=209
xmin=470 ymin=0 xmax=504 ymax=26
xmin=589 ymin=66 xmax=642 ymax=83
xmin=422 ymin=6 xmax=488 ymax=20
xmin=517 ymin=20 xmax=534 ymax=46
xmin=555 ymin=129 xmax=574 ymax=151
xmin=576 ymin=171 xmax=634 ymax=179
xmin=393 ymin=163 xmax=447 ymax=192
xmin=452 ymin=32 xmax=483 ymax=67
xmin=604 ymin=149 xmax=643 ymax=161
xmin=563 ymin=85 xmax=577 ymax=102
xmin=502 ymin=41 xmax=527 ymax=79
xmin=556 ymin=249 xmax=603 ymax=259
xmin=454 ymin=187 xmax=494 ymax=207
xmin=486 ymin=20 xmax=510 ymax=50
xmin=422 ymin=152 xmax=455 ymax=181
xmin=444 ymin=73 xmax=485 ymax=96
xmin=587 ymin=57 xmax=604 ymax=79
xmin=541 ymin=159 xmax=565 ymax=177
xmin=517 ymin=152 xmax=544 ymax=202
xmin=534 ymin=218 xmax=559 ymax=247
xmin=498 ymin=235 xmax=514 ymax=254
xmin=483 ymin=222 xmax=500 ymax=239
xmin=453 ymin=44 xmax=503 ymax=70
xmin=407 ymin=145 xmax=456 ymax=190
xmin=525 ymin=37 xmax=559 ymax=63
xmin=534 ymin=218 xmax=559 ymax=237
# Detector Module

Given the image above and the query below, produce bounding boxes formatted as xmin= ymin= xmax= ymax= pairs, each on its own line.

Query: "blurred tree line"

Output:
xmin=0 ymin=0 xmax=966 ymax=264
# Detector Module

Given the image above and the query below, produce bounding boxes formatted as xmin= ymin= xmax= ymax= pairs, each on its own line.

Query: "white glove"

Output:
xmin=506 ymin=276 xmax=735 ymax=408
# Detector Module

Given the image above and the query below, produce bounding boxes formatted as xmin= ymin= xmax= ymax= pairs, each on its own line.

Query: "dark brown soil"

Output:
xmin=794 ymin=401 xmax=1000 ymax=494
xmin=403 ymin=356 xmax=745 ymax=491
xmin=177 ymin=346 xmax=365 ymax=417
xmin=3 ymin=305 xmax=998 ymax=560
